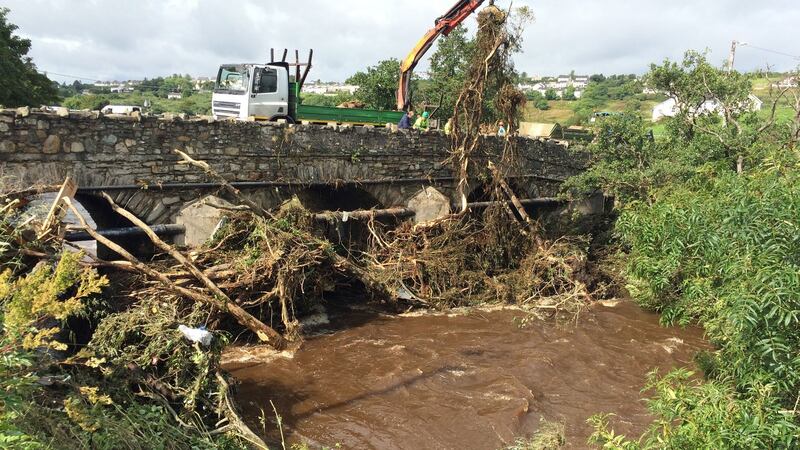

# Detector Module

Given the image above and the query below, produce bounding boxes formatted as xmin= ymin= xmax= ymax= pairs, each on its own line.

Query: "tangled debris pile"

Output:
xmin=450 ymin=4 xmax=530 ymax=209
xmin=0 ymin=5 xmax=605 ymax=448
xmin=364 ymin=3 xmax=592 ymax=315
xmin=366 ymin=202 xmax=594 ymax=315
xmin=1 ymin=186 xmax=269 ymax=449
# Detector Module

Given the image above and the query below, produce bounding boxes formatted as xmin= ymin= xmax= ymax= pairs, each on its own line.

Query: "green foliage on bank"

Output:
xmin=422 ymin=25 xmax=475 ymax=119
xmin=299 ymin=92 xmax=356 ymax=107
xmin=570 ymin=51 xmax=800 ymax=448
xmin=571 ymin=75 xmax=649 ymax=124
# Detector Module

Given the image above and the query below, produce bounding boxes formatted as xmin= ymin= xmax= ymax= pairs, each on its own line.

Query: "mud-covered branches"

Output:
xmin=63 ymin=196 xmax=286 ymax=347
xmin=449 ymin=5 xmax=529 ymax=210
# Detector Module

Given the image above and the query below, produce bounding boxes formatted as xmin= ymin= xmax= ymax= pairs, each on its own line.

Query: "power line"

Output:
xmin=40 ymin=70 xmax=100 ymax=82
xmin=741 ymin=44 xmax=800 ymax=61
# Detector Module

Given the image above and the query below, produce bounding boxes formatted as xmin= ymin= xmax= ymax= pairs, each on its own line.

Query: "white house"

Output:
xmin=572 ymin=75 xmax=589 ymax=89
xmin=747 ymin=94 xmax=763 ymax=111
xmin=303 ymin=84 xmax=329 ymax=95
xmin=109 ymin=85 xmax=134 ymax=93
xmin=301 ymin=83 xmax=358 ymax=96
xmin=333 ymin=85 xmax=359 ymax=95
xmin=652 ymin=94 xmax=763 ymax=122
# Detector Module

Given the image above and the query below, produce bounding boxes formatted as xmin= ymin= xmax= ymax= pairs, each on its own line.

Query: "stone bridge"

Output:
xmin=0 ymin=109 xmax=587 ymax=234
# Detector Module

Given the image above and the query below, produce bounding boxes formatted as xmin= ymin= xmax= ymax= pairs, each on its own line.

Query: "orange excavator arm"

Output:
xmin=397 ymin=0 xmax=488 ymax=110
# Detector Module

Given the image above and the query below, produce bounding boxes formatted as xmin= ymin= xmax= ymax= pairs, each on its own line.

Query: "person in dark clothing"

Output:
xmin=398 ymin=109 xmax=415 ymax=129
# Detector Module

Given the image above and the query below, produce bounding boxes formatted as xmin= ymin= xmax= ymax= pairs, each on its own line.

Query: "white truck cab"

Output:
xmin=212 ymin=63 xmax=291 ymax=121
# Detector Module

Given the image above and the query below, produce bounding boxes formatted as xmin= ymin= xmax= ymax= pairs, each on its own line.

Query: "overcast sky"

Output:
xmin=5 ymin=0 xmax=800 ymax=83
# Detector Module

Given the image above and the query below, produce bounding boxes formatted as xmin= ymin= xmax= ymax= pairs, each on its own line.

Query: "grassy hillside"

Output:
xmin=522 ymin=98 xmax=661 ymax=126
xmin=752 ymin=76 xmax=798 ymax=124
xmin=522 ymin=73 xmax=796 ymax=137
xmin=61 ymin=92 xmax=213 ymax=116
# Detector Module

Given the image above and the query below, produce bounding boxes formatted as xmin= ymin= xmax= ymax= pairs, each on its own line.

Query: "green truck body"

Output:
xmin=290 ymin=82 xmax=404 ymax=126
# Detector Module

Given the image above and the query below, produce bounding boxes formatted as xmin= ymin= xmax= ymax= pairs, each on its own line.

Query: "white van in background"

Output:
xmin=101 ymin=105 xmax=142 ymax=115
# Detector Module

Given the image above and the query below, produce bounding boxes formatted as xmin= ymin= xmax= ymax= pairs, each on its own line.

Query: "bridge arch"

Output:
xmin=295 ymin=185 xmax=383 ymax=212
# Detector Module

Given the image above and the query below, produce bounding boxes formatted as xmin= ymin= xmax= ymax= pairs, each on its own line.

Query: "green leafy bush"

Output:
xmin=2 ymin=251 xmax=107 ymax=350
xmin=576 ymin=51 xmax=800 ymax=448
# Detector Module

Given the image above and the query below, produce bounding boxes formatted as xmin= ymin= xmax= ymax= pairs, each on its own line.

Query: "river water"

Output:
xmin=223 ymin=301 xmax=707 ymax=449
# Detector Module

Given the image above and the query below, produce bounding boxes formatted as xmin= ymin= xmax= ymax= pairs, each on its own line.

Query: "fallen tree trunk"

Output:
xmin=489 ymin=161 xmax=544 ymax=248
xmin=314 ymin=207 xmax=414 ymax=222
xmin=63 ymin=197 xmax=285 ymax=348
xmin=64 ymin=224 xmax=185 ymax=242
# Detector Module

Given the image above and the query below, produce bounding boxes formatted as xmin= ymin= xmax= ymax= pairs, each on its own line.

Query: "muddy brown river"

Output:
xmin=223 ymin=301 xmax=707 ymax=449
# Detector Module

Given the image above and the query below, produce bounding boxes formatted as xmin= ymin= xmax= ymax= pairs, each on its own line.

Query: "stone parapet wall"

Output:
xmin=0 ymin=109 xmax=585 ymax=189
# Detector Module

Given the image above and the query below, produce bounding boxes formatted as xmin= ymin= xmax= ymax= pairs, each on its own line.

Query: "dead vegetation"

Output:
xmin=363 ymin=2 xmax=592 ymax=317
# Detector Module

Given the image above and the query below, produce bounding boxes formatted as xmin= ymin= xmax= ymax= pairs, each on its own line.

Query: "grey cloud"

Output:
xmin=4 ymin=0 xmax=799 ymax=83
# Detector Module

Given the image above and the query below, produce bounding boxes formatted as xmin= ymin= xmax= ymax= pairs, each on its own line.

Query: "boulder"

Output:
xmin=175 ymin=195 xmax=234 ymax=247
xmin=407 ymin=187 xmax=451 ymax=224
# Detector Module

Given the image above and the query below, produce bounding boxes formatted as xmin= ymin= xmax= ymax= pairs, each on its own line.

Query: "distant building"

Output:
xmin=109 ymin=85 xmax=134 ymax=93
xmin=652 ymin=94 xmax=763 ymax=122
xmin=518 ymin=122 xmax=564 ymax=139
xmin=747 ymin=94 xmax=764 ymax=111
xmin=303 ymin=84 xmax=328 ymax=95
xmin=303 ymin=83 xmax=358 ymax=96
xmin=167 ymin=92 xmax=183 ymax=100
xmin=652 ymin=98 xmax=679 ymax=121
xmin=518 ymin=74 xmax=587 ymax=98
xmin=555 ymin=75 xmax=570 ymax=89
xmin=336 ymin=85 xmax=359 ymax=95
xmin=571 ymin=75 xmax=589 ymax=89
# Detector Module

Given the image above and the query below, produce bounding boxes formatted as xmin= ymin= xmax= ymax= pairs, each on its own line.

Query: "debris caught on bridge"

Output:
xmin=0 ymin=5 xmax=604 ymax=446
xmin=449 ymin=3 xmax=529 ymax=211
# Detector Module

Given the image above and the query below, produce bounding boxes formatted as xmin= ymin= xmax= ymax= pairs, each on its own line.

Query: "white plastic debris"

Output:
xmin=396 ymin=285 xmax=415 ymax=300
xmin=341 ymin=211 xmax=350 ymax=222
xmin=178 ymin=325 xmax=213 ymax=346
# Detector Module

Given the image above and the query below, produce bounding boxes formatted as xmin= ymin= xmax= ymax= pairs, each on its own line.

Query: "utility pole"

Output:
xmin=727 ymin=40 xmax=747 ymax=72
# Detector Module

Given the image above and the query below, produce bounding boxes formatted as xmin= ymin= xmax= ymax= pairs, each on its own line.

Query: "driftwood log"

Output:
xmin=63 ymin=197 xmax=285 ymax=348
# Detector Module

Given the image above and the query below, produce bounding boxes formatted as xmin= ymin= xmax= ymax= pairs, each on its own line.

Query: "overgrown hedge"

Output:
xmin=577 ymin=51 xmax=800 ymax=449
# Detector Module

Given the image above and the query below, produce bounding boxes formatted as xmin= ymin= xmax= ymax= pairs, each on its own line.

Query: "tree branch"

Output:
xmin=63 ymin=197 xmax=285 ymax=348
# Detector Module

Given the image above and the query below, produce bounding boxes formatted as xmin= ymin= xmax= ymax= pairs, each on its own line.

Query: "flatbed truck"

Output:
xmin=211 ymin=1 xmax=489 ymax=125
xmin=212 ymin=62 xmax=403 ymax=126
